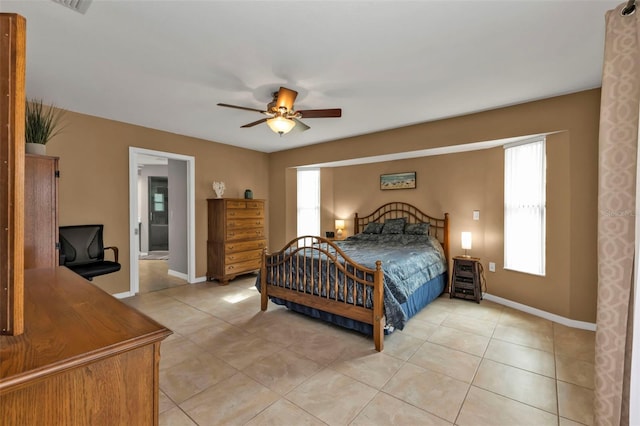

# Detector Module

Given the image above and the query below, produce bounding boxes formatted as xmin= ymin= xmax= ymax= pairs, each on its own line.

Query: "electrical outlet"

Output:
xmin=473 ymin=210 xmax=480 ymax=220
xmin=489 ymin=262 xmax=496 ymax=272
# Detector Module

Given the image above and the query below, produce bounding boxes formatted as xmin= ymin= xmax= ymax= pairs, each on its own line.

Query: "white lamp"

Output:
xmin=461 ymin=231 xmax=472 ymax=257
xmin=335 ymin=219 xmax=345 ymax=238
xmin=266 ymin=116 xmax=296 ymax=136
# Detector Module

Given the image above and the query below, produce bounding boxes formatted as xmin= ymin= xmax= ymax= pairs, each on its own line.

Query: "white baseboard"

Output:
xmin=483 ymin=293 xmax=597 ymax=331
xmin=113 ymin=291 xmax=134 ymax=299
xmin=168 ymin=270 xmax=208 ymax=284
xmin=168 ymin=269 xmax=188 ymax=280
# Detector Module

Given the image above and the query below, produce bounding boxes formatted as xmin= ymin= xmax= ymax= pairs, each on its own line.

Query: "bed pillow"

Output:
xmin=404 ymin=222 xmax=429 ymax=235
xmin=363 ymin=222 xmax=385 ymax=234
xmin=381 ymin=218 xmax=406 ymax=234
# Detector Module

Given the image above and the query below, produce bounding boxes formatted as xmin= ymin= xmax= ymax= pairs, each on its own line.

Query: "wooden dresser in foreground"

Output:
xmin=207 ymin=198 xmax=266 ymax=284
xmin=0 ymin=267 xmax=172 ymax=425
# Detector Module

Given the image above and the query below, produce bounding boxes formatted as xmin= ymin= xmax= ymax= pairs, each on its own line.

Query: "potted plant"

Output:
xmin=25 ymin=98 xmax=66 ymax=155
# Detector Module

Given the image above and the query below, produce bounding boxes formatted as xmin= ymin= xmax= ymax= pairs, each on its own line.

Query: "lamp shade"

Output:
xmin=461 ymin=232 xmax=472 ymax=250
xmin=335 ymin=219 xmax=345 ymax=230
xmin=266 ymin=116 xmax=296 ymax=135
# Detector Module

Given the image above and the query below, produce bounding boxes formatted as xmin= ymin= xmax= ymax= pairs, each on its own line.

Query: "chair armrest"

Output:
xmin=105 ymin=246 xmax=119 ymax=263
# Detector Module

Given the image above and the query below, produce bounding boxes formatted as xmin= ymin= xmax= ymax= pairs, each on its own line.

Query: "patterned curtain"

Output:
xmin=596 ymin=3 xmax=640 ymax=426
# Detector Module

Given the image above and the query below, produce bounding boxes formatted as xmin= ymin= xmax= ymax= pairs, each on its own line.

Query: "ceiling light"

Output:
xmin=50 ymin=0 xmax=92 ymax=14
xmin=266 ymin=116 xmax=296 ymax=136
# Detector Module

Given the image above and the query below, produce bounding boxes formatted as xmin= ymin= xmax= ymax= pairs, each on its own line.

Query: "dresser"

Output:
xmin=450 ymin=256 xmax=483 ymax=303
xmin=207 ymin=198 xmax=266 ymax=284
xmin=0 ymin=267 xmax=172 ymax=424
xmin=23 ymin=154 xmax=59 ymax=269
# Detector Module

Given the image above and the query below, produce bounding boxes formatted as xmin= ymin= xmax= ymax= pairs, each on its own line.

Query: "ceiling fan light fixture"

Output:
xmin=266 ymin=116 xmax=296 ymax=136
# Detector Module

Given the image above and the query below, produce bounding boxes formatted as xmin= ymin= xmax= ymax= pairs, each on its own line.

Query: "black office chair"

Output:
xmin=59 ymin=224 xmax=121 ymax=280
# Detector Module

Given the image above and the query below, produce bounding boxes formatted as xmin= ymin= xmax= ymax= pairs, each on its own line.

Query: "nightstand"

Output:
xmin=450 ymin=256 xmax=483 ymax=303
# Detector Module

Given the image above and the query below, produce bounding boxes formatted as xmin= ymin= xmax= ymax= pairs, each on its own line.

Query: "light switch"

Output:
xmin=473 ymin=210 xmax=480 ymax=220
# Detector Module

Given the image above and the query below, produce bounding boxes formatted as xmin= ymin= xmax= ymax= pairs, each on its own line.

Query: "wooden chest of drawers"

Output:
xmin=207 ymin=198 xmax=266 ymax=284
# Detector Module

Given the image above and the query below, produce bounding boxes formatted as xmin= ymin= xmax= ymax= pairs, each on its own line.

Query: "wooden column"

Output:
xmin=0 ymin=13 xmax=26 ymax=336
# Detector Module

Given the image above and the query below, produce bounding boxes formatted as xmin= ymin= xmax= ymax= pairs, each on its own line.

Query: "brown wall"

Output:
xmin=269 ymin=89 xmax=600 ymax=322
xmin=46 ymin=111 xmax=269 ymax=295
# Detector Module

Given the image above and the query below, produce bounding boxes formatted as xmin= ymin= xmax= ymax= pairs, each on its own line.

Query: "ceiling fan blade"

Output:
xmin=293 ymin=118 xmax=310 ymax=132
xmin=275 ymin=87 xmax=298 ymax=111
xmin=217 ymin=103 xmax=266 ymax=114
xmin=297 ymin=108 xmax=342 ymax=118
xmin=241 ymin=118 xmax=267 ymax=128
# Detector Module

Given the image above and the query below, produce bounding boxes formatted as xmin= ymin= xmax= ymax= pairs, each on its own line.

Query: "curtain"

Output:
xmin=596 ymin=3 xmax=640 ymax=426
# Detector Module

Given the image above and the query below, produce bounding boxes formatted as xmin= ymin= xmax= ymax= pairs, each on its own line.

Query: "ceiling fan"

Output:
xmin=217 ymin=87 xmax=342 ymax=136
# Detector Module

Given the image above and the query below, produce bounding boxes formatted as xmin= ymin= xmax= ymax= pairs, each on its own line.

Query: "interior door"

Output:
xmin=148 ymin=176 xmax=168 ymax=251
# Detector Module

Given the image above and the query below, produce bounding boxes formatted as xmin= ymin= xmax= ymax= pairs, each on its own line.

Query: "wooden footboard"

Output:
xmin=260 ymin=236 xmax=385 ymax=351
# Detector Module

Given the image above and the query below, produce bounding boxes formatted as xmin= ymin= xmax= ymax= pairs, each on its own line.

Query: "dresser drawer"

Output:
xmin=454 ymin=261 xmax=475 ymax=277
xmin=225 ymin=239 xmax=267 ymax=254
xmin=227 ymin=218 xmax=265 ymax=230
xmin=226 ymin=199 xmax=263 ymax=208
xmin=227 ymin=228 xmax=265 ymax=241
xmin=226 ymin=208 xmax=264 ymax=219
xmin=225 ymin=200 xmax=248 ymax=209
xmin=225 ymin=248 xmax=262 ymax=264
xmin=225 ymin=258 xmax=262 ymax=275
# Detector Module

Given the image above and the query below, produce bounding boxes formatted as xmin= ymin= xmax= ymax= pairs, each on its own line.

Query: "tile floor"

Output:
xmin=123 ymin=272 xmax=595 ymax=426
xmin=138 ymin=259 xmax=186 ymax=293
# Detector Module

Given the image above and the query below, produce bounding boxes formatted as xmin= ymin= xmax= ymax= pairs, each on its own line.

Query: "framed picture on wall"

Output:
xmin=380 ymin=172 xmax=416 ymax=190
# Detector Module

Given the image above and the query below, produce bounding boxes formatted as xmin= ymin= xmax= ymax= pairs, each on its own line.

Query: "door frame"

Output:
xmin=127 ymin=147 xmax=196 ymax=296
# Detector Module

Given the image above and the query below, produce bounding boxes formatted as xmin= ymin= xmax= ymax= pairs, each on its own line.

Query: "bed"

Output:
xmin=258 ymin=202 xmax=449 ymax=351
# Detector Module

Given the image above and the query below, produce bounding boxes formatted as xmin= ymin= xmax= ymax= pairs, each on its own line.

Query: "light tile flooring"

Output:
xmin=123 ymin=271 xmax=595 ymax=426
xmin=139 ymin=259 xmax=187 ymax=293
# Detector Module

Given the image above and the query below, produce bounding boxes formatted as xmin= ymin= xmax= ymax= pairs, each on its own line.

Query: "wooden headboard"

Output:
xmin=353 ymin=202 xmax=449 ymax=263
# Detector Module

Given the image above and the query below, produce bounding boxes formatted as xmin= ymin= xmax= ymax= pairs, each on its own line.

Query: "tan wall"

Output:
xmin=44 ymin=89 xmax=599 ymax=321
xmin=269 ymin=89 xmax=600 ymax=322
xmin=46 ymin=111 xmax=269 ymax=295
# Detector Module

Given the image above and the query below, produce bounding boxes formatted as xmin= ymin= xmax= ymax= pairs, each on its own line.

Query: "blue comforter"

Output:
xmin=333 ymin=233 xmax=447 ymax=329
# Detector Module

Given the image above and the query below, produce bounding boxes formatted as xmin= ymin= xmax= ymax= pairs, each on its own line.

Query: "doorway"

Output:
xmin=128 ymin=147 xmax=196 ymax=296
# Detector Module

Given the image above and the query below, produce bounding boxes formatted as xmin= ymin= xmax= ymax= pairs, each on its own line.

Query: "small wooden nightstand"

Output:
xmin=450 ymin=256 xmax=483 ymax=303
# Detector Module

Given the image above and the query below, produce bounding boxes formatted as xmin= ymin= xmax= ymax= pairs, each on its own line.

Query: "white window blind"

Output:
xmin=504 ymin=138 xmax=546 ymax=276
xmin=297 ymin=169 xmax=320 ymax=237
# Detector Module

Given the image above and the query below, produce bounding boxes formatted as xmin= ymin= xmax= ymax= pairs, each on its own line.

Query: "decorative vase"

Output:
xmin=212 ymin=181 xmax=225 ymax=198
xmin=26 ymin=143 xmax=46 ymax=155
xmin=244 ymin=189 xmax=253 ymax=199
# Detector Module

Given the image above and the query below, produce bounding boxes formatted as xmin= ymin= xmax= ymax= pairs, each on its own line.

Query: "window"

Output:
xmin=504 ymin=138 xmax=546 ymax=275
xmin=297 ymin=168 xmax=320 ymax=237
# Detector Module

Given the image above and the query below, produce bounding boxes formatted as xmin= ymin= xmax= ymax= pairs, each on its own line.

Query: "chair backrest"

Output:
xmin=59 ymin=225 xmax=105 ymax=266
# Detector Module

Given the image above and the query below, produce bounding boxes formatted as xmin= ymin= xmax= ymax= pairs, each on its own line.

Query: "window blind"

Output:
xmin=297 ymin=169 xmax=320 ymax=237
xmin=504 ymin=139 xmax=546 ymax=276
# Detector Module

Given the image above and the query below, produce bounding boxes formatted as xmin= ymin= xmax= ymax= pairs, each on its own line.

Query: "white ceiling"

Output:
xmin=4 ymin=0 xmax=620 ymax=153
